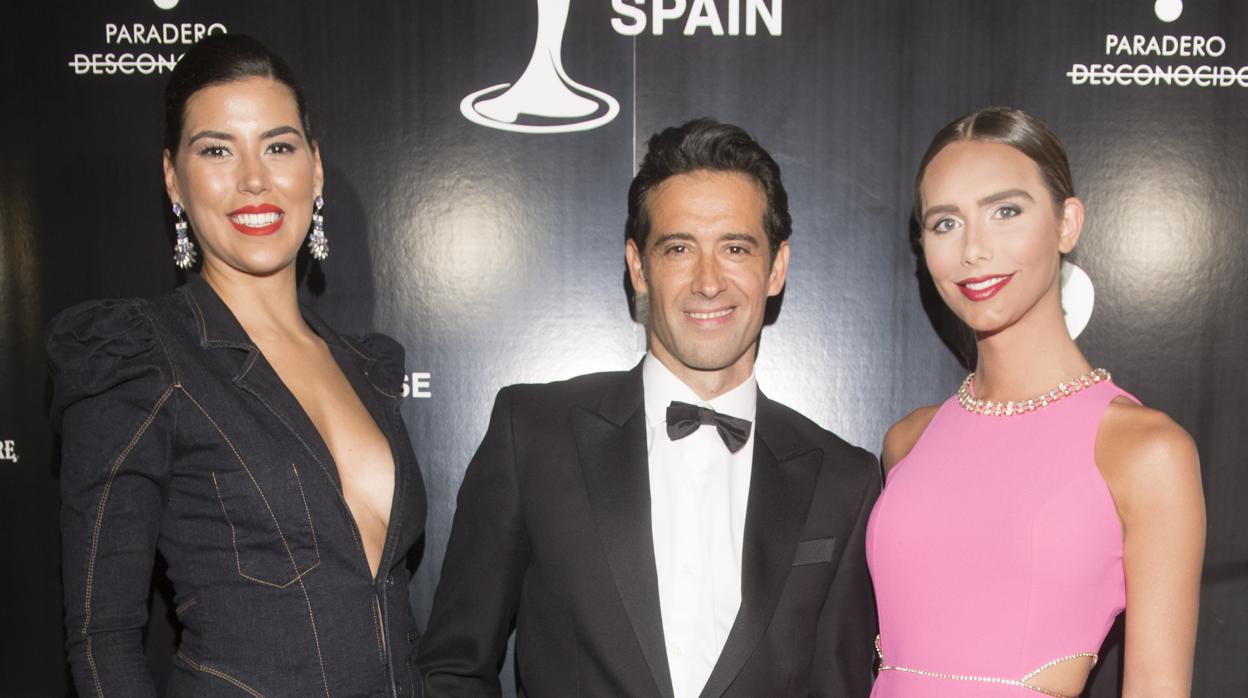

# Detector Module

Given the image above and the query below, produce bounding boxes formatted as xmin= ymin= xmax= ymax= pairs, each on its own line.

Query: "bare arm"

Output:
xmin=1097 ymin=401 xmax=1205 ymax=697
xmin=880 ymin=405 xmax=939 ymax=476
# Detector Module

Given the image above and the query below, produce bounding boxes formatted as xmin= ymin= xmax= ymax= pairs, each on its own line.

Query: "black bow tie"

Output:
xmin=665 ymin=401 xmax=752 ymax=454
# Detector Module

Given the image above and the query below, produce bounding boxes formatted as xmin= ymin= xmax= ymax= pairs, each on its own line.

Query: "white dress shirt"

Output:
xmin=642 ymin=353 xmax=757 ymax=698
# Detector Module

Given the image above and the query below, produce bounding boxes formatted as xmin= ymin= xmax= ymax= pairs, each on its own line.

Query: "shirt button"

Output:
xmin=385 ymin=574 xmax=395 ymax=587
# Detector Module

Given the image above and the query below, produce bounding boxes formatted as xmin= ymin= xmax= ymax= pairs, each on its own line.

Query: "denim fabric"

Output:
xmin=48 ymin=276 xmax=426 ymax=698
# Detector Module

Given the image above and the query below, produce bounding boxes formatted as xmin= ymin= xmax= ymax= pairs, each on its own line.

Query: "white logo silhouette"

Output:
xmin=1155 ymin=0 xmax=1182 ymax=22
xmin=154 ymin=0 xmax=180 ymax=10
xmin=1060 ymin=261 xmax=1095 ymax=340
xmin=461 ymin=0 xmax=619 ymax=134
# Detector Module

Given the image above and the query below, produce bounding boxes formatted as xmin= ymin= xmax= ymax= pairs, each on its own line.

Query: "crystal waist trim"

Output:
xmin=874 ymin=635 xmax=1097 ymax=698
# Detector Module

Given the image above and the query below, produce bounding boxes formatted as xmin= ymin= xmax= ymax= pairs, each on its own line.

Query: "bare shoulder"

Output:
xmin=1095 ymin=398 xmax=1203 ymax=519
xmin=881 ymin=405 xmax=941 ymax=475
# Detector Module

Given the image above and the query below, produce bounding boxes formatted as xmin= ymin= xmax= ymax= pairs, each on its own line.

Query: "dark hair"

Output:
xmin=164 ymin=34 xmax=312 ymax=155
xmin=912 ymin=107 xmax=1074 ymax=236
xmin=626 ymin=118 xmax=791 ymax=257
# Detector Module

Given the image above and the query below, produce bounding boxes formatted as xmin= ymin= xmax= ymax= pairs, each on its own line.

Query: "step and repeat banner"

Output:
xmin=1 ymin=0 xmax=1244 ymax=695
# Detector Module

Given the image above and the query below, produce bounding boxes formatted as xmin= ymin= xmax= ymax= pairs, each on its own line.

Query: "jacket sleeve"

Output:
xmin=353 ymin=332 xmax=406 ymax=397
xmin=47 ymin=299 xmax=176 ymax=698
xmin=811 ymin=448 xmax=882 ymax=697
xmin=417 ymin=386 xmax=530 ymax=697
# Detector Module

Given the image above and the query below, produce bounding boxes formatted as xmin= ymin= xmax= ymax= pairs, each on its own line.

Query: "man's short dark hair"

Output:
xmin=625 ymin=118 xmax=792 ymax=257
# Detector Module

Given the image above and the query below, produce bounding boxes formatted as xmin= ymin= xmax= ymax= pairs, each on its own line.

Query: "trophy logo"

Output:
xmin=461 ymin=0 xmax=620 ymax=134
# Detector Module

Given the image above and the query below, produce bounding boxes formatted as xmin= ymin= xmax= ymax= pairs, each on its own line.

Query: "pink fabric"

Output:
xmin=867 ymin=380 xmax=1133 ymax=697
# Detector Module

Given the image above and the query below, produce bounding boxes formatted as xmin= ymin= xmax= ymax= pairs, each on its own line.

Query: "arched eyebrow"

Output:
xmin=978 ymin=188 xmax=1034 ymax=206
xmin=922 ymin=189 xmax=1035 ymax=221
xmin=185 ymin=125 xmax=302 ymax=146
xmin=920 ymin=203 xmax=958 ymax=221
xmin=187 ymin=130 xmax=232 ymax=145
xmin=261 ymin=125 xmax=302 ymax=140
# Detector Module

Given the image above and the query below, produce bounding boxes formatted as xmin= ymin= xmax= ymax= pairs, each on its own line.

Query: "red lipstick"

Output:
xmin=956 ymin=274 xmax=1013 ymax=301
xmin=227 ymin=203 xmax=285 ymax=236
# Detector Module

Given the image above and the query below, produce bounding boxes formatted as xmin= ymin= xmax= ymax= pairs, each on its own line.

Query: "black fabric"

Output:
xmin=665 ymin=401 xmax=752 ymax=453
xmin=417 ymin=364 xmax=881 ymax=697
xmin=47 ymin=275 xmax=426 ymax=698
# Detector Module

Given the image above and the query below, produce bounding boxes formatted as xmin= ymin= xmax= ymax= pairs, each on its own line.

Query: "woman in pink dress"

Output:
xmin=868 ymin=108 xmax=1205 ymax=697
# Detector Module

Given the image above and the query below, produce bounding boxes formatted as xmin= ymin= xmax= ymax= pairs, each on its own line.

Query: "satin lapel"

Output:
xmin=699 ymin=392 xmax=821 ymax=698
xmin=573 ymin=366 xmax=675 ymax=698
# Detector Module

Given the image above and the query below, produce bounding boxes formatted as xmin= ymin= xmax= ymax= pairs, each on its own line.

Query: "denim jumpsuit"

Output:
xmin=49 ymin=276 xmax=426 ymax=697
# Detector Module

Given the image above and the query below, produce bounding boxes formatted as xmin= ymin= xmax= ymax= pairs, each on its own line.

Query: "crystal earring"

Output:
xmin=172 ymin=202 xmax=196 ymax=269
xmin=307 ymin=195 xmax=328 ymax=260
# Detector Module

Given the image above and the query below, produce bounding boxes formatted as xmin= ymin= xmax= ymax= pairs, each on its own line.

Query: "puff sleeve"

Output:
xmin=354 ymin=332 xmax=406 ymax=397
xmin=47 ymin=299 xmax=176 ymax=698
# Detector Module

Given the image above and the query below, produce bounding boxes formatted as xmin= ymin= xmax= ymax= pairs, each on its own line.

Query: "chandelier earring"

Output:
xmin=307 ymin=195 xmax=329 ymax=260
xmin=172 ymin=202 xmax=196 ymax=269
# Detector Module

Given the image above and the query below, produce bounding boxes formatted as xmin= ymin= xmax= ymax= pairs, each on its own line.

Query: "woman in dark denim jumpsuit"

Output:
xmin=47 ymin=35 xmax=425 ymax=697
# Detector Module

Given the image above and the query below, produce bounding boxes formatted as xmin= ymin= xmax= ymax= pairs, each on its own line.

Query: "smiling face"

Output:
xmin=626 ymin=170 xmax=790 ymax=393
xmin=918 ymin=140 xmax=1082 ymax=337
xmin=163 ymin=76 xmax=323 ymax=280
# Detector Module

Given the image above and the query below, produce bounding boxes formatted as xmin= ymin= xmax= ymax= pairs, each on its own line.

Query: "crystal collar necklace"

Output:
xmin=956 ymin=368 xmax=1112 ymax=416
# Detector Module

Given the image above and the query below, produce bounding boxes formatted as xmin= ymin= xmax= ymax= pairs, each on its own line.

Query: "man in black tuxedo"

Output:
xmin=418 ymin=119 xmax=880 ymax=697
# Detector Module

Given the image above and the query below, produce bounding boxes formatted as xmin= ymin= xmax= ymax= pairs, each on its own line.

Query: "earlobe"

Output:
xmin=625 ymin=240 xmax=648 ymax=294
xmin=767 ymin=241 xmax=791 ymax=296
xmin=162 ymin=150 xmax=180 ymax=204
xmin=1058 ymin=197 xmax=1085 ymax=254
xmin=311 ymin=140 xmax=325 ymax=193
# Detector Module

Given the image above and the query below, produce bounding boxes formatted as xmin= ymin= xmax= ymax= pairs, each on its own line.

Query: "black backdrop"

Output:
xmin=2 ymin=1 xmax=1245 ymax=695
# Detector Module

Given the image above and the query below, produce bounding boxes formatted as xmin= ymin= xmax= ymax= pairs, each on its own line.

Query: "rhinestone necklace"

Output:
xmin=956 ymin=368 xmax=1112 ymax=416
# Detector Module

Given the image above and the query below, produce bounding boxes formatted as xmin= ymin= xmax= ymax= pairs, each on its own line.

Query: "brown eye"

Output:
xmin=199 ymin=145 xmax=229 ymax=158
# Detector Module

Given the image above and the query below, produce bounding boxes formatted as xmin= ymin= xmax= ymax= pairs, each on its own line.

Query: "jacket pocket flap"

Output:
xmin=792 ymin=537 xmax=837 ymax=566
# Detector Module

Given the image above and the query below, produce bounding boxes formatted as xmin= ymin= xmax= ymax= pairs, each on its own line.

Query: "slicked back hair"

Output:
xmin=626 ymin=118 xmax=791 ymax=259
xmin=912 ymin=107 xmax=1074 ymax=250
xmin=164 ymin=34 xmax=312 ymax=155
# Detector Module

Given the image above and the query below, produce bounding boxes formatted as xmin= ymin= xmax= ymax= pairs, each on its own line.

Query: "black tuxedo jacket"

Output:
xmin=418 ymin=364 xmax=880 ymax=697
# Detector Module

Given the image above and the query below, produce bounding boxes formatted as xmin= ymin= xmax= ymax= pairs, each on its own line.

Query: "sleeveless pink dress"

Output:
xmin=866 ymin=378 xmax=1133 ymax=697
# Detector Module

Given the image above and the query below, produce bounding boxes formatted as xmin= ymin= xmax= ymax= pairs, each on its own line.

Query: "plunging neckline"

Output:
xmin=263 ymin=332 xmax=397 ymax=579
xmin=188 ymin=278 xmax=401 ymax=583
